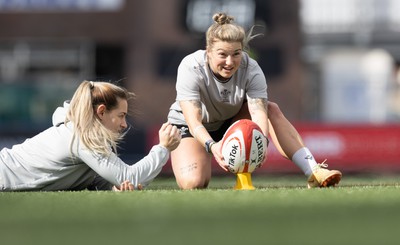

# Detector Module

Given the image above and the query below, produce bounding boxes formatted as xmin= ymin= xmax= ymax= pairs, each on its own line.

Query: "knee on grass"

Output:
xmin=177 ymin=177 xmax=210 ymax=190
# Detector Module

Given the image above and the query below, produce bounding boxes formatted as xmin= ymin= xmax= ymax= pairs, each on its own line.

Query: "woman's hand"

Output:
xmin=211 ymin=141 xmax=229 ymax=172
xmin=159 ymin=122 xmax=181 ymax=152
xmin=112 ymin=180 xmax=142 ymax=191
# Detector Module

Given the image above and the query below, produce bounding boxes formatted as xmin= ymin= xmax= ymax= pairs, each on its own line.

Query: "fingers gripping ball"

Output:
xmin=221 ymin=119 xmax=267 ymax=174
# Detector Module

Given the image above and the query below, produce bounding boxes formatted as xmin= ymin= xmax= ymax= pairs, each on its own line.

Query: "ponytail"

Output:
xmin=67 ymin=80 xmax=135 ymax=156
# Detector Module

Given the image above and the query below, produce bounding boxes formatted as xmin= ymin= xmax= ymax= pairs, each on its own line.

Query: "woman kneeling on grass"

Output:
xmin=167 ymin=13 xmax=341 ymax=189
xmin=0 ymin=80 xmax=181 ymax=191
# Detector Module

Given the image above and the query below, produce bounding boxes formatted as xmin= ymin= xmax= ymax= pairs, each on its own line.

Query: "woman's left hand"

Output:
xmin=112 ymin=180 xmax=142 ymax=191
xmin=211 ymin=141 xmax=229 ymax=172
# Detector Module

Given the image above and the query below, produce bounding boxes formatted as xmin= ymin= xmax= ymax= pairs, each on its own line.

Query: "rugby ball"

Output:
xmin=221 ymin=119 xmax=268 ymax=173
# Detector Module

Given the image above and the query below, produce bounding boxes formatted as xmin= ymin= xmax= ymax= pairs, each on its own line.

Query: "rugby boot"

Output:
xmin=307 ymin=160 xmax=342 ymax=188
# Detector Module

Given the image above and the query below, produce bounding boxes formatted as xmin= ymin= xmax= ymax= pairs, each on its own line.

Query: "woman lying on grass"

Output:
xmin=0 ymin=80 xmax=181 ymax=191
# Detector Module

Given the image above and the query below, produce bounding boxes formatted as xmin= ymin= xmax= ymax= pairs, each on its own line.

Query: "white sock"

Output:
xmin=291 ymin=147 xmax=318 ymax=176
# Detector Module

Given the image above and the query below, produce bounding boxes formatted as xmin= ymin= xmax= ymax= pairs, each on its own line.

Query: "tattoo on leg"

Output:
xmin=180 ymin=162 xmax=198 ymax=175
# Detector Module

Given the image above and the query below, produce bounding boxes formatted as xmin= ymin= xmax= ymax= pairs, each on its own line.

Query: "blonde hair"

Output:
xmin=206 ymin=12 xmax=260 ymax=52
xmin=66 ymin=80 xmax=135 ymax=156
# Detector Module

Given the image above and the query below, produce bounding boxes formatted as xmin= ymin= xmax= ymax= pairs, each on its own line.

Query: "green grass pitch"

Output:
xmin=0 ymin=174 xmax=399 ymax=245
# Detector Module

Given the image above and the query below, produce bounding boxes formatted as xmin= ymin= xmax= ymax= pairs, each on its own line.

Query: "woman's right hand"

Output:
xmin=159 ymin=122 xmax=181 ymax=152
xmin=211 ymin=140 xmax=229 ymax=172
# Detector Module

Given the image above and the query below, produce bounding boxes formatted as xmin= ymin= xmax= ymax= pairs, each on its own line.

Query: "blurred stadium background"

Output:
xmin=1 ymin=0 xmax=400 ymax=176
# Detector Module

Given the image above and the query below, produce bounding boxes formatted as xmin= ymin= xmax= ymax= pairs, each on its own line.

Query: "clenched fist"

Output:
xmin=158 ymin=122 xmax=181 ymax=152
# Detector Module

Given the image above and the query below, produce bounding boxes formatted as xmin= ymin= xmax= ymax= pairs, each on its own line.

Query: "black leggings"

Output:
xmin=173 ymin=118 xmax=233 ymax=142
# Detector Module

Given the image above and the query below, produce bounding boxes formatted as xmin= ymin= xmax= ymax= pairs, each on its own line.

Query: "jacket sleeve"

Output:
xmin=76 ymin=144 xmax=169 ymax=188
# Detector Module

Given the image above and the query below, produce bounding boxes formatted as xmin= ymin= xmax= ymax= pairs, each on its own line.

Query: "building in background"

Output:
xmin=1 ymin=0 xmax=400 ymax=172
xmin=0 ymin=0 xmax=301 ymax=149
xmin=300 ymin=0 xmax=400 ymax=123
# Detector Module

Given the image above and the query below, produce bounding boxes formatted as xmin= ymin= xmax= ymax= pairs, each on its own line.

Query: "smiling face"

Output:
xmin=96 ymin=98 xmax=128 ymax=134
xmin=207 ymin=40 xmax=243 ymax=81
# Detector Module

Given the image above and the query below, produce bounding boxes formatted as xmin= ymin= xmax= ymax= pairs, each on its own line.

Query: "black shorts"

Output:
xmin=173 ymin=119 xmax=233 ymax=142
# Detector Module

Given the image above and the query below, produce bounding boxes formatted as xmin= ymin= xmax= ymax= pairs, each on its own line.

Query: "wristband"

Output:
xmin=205 ymin=139 xmax=215 ymax=153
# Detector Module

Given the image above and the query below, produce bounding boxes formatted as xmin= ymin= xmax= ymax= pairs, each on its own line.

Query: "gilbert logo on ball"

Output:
xmin=221 ymin=119 xmax=267 ymax=174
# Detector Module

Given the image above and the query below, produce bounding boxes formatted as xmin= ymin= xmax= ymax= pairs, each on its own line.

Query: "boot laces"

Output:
xmin=316 ymin=159 xmax=328 ymax=169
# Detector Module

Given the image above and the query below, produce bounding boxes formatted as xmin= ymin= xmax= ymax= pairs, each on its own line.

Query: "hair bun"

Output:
xmin=213 ymin=13 xmax=234 ymax=25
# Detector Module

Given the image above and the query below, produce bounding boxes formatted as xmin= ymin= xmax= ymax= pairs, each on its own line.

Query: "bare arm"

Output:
xmin=248 ymin=98 xmax=269 ymax=137
xmin=179 ymin=100 xmax=228 ymax=170
xmin=248 ymin=97 xmax=269 ymax=165
xmin=179 ymin=100 xmax=212 ymax=146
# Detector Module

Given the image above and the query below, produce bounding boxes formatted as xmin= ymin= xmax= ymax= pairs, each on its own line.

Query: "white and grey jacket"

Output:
xmin=0 ymin=101 xmax=169 ymax=191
